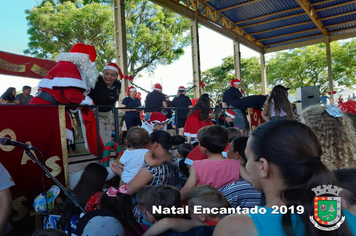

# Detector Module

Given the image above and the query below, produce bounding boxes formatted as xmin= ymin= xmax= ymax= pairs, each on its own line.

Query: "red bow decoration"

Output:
xmin=106 ymin=185 xmax=130 ymax=196
xmin=327 ymin=91 xmax=337 ymax=95
xmin=200 ymin=81 xmax=205 ymax=90
xmin=123 ymin=75 xmax=134 ymax=81
xmin=241 ymin=89 xmax=245 ymax=94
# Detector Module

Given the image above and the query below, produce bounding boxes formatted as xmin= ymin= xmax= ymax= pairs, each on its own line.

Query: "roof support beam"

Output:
xmin=330 ymin=29 xmax=356 ymax=41
xmin=315 ymin=1 xmax=356 ymax=12
xmin=325 ymin=19 xmax=356 ymax=28
xmin=234 ymin=0 xmax=332 ymax=25
xmin=250 ymin=21 xmax=312 ymax=35
xmin=296 ymin=0 xmax=328 ymax=36
xmin=190 ymin=12 xmax=202 ymax=98
xmin=240 ymin=13 xmax=305 ymax=28
xmin=265 ymin=30 xmax=356 ymax=53
xmin=217 ymin=0 xmax=263 ymax=13
xmin=266 ymin=34 xmax=323 ymax=47
xmin=257 ymin=28 xmax=318 ymax=42
xmin=114 ymin=0 xmax=128 ymax=103
xmin=322 ymin=10 xmax=356 ymax=21
xmin=264 ymin=37 xmax=325 ymax=53
xmin=260 ymin=53 xmax=267 ymax=95
xmin=150 ymin=0 xmax=264 ymax=53
xmin=235 ymin=7 xmax=302 ymax=25
xmin=233 ymin=40 xmax=241 ymax=80
xmin=251 ymin=18 xmax=356 ymax=37
xmin=325 ymin=36 xmax=335 ymax=105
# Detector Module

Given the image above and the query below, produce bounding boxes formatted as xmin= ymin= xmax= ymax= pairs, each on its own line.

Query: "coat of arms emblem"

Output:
xmin=309 ymin=185 xmax=345 ymax=231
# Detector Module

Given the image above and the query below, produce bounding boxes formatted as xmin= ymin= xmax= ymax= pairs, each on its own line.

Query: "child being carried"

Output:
xmin=112 ymin=126 xmax=164 ymax=185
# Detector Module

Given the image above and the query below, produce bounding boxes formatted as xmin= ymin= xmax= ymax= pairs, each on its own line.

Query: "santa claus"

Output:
xmin=31 ymin=43 xmax=102 ymax=154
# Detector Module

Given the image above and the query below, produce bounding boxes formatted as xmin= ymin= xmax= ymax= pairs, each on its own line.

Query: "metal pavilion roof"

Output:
xmin=151 ymin=0 xmax=356 ymax=53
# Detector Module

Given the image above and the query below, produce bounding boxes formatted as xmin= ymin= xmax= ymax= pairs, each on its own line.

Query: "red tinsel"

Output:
xmin=338 ymin=100 xmax=356 ymax=114
xmin=200 ymin=81 xmax=205 ymax=90
xmin=136 ymin=92 xmax=141 ymax=100
xmin=123 ymin=75 xmax=134 ymax=81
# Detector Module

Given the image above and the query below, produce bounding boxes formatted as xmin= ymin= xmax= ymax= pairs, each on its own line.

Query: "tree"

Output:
xmin=201 ymin=56 xmax=262 ymax=98
xmin=201 ymin=40 xmax=356 ymax=99
xmin=25 ymin=1 xmax=115 ymax=69
xmin=125 ymin=0 xmax=190 ymax=76
xmin=266 ymin=40 xmax=356 ymax=94
xmin=25 ymin=0 xmax=190 ymax=77
xmin=331 ymin=39 xmax=356 ymax=89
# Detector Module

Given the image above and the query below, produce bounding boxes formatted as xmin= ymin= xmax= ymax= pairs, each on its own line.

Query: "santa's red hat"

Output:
xmin=55 ymin=43 xmax=97 ymax=65
xmin=148 ymin=112 xmax=169 ymax=124
xmin=69 ymin=43 xmax=97 ymax=62
xmin=153 ymin=83 xmax=162 ymax=90
xmin=103 ymin=63 xmax=124 ymax=79
xmin=39 ymin=61 xmax=89 ymax=91
xmin=178 ymin=86 xmax=186 ymax=91
xmin=153 ymin=83 xmax=162 ymax=91
xmin=53 ymin=43 xmax=99 ymax=90
xmin=126 ymin=86 xmax=136 ymax=96
xmin=230 ymin=78 xmax=241 ymax=87
xmin=225 ymin=109 xmax=236 ymax=118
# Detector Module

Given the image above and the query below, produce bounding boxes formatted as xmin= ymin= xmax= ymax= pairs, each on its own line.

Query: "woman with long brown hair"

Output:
xmin=262 ymin=85 xmax=294 ymax=121
xmin=183 ymin=93 xmax=213 ymax=143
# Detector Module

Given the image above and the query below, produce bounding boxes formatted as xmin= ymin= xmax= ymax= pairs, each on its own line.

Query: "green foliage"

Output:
xmin=201 ymin=56 xmax=262 ymax=98
xmin=25 ymin=0 xmax=190 ymax=76
xmin=331 ymin=39 xmax=356 ymax=88
xmin=267 ymin=44 xmax=328 ymax=93
xmin=202 ymin=39 xmax=356 ymax=98
xmin=25 ymin=1 xmax=114 ymax=69
xmin=125 ymin=0 xmax=190 ymax=76
xmin=267 ymin=40 xmax=356 ymax=94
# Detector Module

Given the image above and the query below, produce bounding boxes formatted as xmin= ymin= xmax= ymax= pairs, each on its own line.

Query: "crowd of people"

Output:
xmin=0 ymin=85 xmax=33 ymax=104
xmin=17 ymin=115 xmax=356 ymax=236
xmin=1 ymin=43 xmax=356 ymax=236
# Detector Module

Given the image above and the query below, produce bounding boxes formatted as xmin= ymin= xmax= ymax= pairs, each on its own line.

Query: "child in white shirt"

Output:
xmin=114 ymin=126 xmax=164 ymax=185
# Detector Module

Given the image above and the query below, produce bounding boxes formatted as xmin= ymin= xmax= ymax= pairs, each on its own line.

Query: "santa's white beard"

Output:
xmin=78 ymin=62 xmax=98 ymax=91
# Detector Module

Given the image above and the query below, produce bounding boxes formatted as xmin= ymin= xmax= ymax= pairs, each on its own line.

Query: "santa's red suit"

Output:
xmin=30 ymin=43 xmax=104 ymax=155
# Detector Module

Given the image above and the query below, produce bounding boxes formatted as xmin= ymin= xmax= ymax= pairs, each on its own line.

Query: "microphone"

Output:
xmin=0 ymin=137 xmax=38 ymax=150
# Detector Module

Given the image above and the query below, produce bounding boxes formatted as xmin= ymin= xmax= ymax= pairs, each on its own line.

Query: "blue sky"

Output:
xmin=0 ymin=0 xmax=260 ymax=98
xmin=0 ymin=0 xmax=39 ymax=55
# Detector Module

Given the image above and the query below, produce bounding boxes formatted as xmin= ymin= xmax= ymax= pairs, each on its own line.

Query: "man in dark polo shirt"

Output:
xmin=144 ymin=83 xmax=167 ymax=120
xmin=172 ymin=86 xmax=192 ymax=136
xmin=222 ymin=78 xmax=248 ymax=136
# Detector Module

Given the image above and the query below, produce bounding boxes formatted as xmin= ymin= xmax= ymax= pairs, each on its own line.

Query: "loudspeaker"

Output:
xmin=296 ymin=86 xmax=320 ymax=114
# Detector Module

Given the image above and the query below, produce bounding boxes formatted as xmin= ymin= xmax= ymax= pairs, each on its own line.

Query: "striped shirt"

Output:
xmin=218 ymin=178 xmax=262 ymax=208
